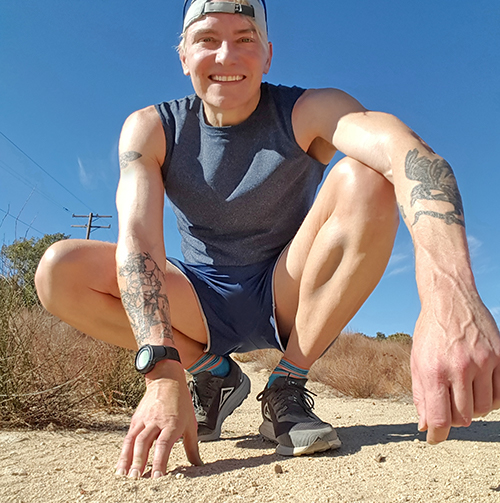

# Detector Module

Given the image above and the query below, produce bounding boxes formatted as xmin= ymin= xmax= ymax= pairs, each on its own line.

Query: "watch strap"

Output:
xmin=135 ymin=345 xmax=181 ymax=374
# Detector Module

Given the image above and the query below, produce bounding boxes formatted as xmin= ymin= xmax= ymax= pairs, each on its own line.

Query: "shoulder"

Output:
xmin=294 ymin=88 xmax=366 ymax=121
xmin=122 ymin=105 xmax=162 ymax=135
xmin=292 ymin=88 xmax=367 ymax=144
xmin=119 ymin=105 xmax=166 ymax=165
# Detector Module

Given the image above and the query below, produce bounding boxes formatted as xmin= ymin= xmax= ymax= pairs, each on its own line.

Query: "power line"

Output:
xmin=72 ymin=213 xmax=112 ymax=239
xmin=0 ymin=206 xmax=44 ymax=236
xmin=0 ymin=159 xmax=72 ymax=214
xmin=0 ymin=130 xmax=93 ymax=212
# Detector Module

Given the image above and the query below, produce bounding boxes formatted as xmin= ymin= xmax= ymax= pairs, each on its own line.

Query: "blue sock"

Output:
xmin=267 ymin=357 xmax=309 ymax=387
xmin=187 ymin=353 xmax=230 ymax=377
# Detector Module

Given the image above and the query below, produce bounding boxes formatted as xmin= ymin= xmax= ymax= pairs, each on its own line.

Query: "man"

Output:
xmin=35 ymin=0 xmax=500 ymax=480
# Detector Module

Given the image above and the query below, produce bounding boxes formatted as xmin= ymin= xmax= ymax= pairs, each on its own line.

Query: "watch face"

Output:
xmin=136 ymin=347 xmax=151 ymax=371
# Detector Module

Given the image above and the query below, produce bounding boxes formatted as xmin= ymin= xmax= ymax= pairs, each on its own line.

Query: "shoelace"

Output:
xmin=188 ymin=374 xmax=220 ymax=418
xmin=188 ymin=380 xmax=206 ymax=419
xmin=257 ymin=380 xmax=317 ymax=419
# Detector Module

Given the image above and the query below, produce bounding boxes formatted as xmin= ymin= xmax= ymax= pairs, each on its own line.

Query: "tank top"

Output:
xmin=155 ymin=82 xmax=328 ymax=266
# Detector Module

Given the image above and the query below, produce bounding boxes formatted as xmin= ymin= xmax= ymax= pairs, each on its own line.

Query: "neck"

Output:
xmin=203 ymin=89 xmax=262 ymax=126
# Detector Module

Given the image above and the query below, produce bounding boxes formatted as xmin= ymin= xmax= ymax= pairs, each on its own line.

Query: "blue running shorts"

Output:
xmin=167 ymin=255 xmax=286 ymax=356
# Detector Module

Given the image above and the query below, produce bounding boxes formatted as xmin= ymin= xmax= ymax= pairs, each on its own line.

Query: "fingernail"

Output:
xmin=128 ymin=469 xmax=140 ymax=479
xmin=115 ymin=468 xmax=127 ymax=476
xmin=153 ymin=471 xmax=163 ymax=479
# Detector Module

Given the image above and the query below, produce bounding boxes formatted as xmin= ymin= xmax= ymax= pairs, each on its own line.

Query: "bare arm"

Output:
xmin=115 ymin=107 xmax=172 ymax=347
xmin=114 ymin=106 xmax=201 ymax=478
xmin=295 ymin=89 xmax=500 ymax=443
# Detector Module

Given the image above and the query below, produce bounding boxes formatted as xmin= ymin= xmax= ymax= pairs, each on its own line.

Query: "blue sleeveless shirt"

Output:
xmin=155 ymin=83 xmax=328 ymax=266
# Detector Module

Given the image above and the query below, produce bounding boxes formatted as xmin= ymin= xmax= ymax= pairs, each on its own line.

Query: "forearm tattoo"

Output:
xmin=119 ymin=151 xmax=142 ymax=170
xmin=404 ymin=149 xmax=465 ymax=227
xmin=118 ymin=252 xmax=173 ymax=345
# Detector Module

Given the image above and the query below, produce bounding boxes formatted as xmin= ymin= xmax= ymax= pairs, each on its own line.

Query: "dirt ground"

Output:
xmin=1 ymin=361 xmax=499 ymax=503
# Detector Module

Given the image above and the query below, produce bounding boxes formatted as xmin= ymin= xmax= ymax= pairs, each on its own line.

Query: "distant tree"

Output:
xmin=387 ymin=332 xmax=412 ymax=344
xmin=376 ymin=331 xmax=386 ymax=340
xmin=0 ymin=233 xmax=69 ymax=307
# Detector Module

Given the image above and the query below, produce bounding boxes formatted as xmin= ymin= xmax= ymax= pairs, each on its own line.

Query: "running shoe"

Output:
xmin=189 ymin=357 xmax=251 ymax=442
xmin=257 ymin=376 xmax=341 ymax=456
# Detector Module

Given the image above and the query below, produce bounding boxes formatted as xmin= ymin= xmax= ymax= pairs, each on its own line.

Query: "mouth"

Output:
xmin=210 ymin=75 xmax=245 ymax=82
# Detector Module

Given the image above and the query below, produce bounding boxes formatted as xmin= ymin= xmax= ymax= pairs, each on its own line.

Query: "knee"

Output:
xmin=35 ymin=240 xmax=80 ymax=311
xmin=333 ymin=157 xmax=399 ymax=230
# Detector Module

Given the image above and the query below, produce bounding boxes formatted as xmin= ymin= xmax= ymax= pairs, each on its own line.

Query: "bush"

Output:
xmin=235 ymin=331 xmax=412 ymax=399
xmin=1 ymin=233 xmax=68 ymax=307
xmin=0 ymin=289 xmax=144 ymax=428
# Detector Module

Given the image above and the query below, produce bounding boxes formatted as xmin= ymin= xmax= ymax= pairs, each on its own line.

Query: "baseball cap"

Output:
xmin=182 ymin=0 xmax=268 ymax=34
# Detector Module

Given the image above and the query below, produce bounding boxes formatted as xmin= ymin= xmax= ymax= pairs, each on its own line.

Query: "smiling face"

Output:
xmin=180 ymin=12 xmax=272 ymax=126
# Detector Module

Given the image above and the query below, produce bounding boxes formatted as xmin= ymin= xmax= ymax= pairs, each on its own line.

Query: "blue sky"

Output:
xmin=1 ymin=0 xmax=499 ymax=337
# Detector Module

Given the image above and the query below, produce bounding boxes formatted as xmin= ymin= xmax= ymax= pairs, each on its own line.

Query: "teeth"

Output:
xmin=211 ymin=75 xmax=244 ymax=82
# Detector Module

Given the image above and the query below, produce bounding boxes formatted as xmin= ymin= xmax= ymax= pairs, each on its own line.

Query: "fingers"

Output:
xmin=115 ymin=423 xmax=143 ymax=477
xmin=183 ymin=422 xmax=203 ymax=467
xmin=493 ymin=367 xmax=500 ymax=411
xmin=423 ymin=384 xmax=452 ymax=445
xmin=116 ymin=423 xmax=159 ymax=479
xmin=150 ymin=433 xmax=177 ymax=479
xmin=472 ymin=370 xmax=493 ymax=418
xmin=411 ymin=366 xmax=427 ymax=432
xmin=128 ymin=427 xmax=161 ymax=479
xmin=450 ymin=379 xmax=473 ymax=427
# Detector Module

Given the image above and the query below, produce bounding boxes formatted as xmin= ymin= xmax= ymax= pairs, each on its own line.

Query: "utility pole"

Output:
xmin=72 ymin=213 xmax=111 ymax=239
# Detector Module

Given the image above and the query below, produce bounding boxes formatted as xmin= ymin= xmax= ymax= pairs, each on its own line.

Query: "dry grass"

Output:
xmin=235 ymin=331 xmax=412 ymax=399
xmin=1 ymin=278 xmax=412 ymax=428
xmin=0 ymin=282 xmax=144 ymax=428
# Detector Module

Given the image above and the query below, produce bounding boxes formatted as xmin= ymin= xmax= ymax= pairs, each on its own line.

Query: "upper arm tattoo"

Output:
xmin=119 ymin=151 xmax=142 ymax=170
xmin=405 ymin=149 xmax=465 ymax=227
xmin=118 ymin=252 xmax=173 ymax=345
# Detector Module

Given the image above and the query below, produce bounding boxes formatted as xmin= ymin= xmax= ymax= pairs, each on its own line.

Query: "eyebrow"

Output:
xmin=190 ymin=27 xmax=256 ymax=38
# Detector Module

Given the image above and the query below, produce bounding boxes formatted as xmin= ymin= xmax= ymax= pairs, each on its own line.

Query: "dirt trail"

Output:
xmin=1 ymin=361 xmax=499 ymax=503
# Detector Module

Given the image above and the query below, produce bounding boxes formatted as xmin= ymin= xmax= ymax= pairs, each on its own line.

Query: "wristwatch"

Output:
xmin=135 ymin=345 xmax=181 ymax=374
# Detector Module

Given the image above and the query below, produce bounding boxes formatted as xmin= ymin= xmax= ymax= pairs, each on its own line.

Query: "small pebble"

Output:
xmin=8 ymin=468 xmax=28 ymax=476
xmin=374 ymin=454 xmax=386 ymax=463
xmin=175 ymin=472 xmax=184 ymax=479
xmin=274 ymin=464 xmax=283 ymax=474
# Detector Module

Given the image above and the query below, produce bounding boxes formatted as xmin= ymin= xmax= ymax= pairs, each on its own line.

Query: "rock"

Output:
xmin=7 ymin=467 xmax=28 ymax=476
xmin=374 ymin=454 xmax=386 ymax=463
xmin=274 ymin=464 xmax=283 ymax=474
xmin=75 ymin=428 xmax=90 ymax=434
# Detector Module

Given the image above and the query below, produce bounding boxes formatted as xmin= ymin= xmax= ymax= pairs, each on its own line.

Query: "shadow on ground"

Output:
xmin=157 ymin=420 xmax=499 ymax=478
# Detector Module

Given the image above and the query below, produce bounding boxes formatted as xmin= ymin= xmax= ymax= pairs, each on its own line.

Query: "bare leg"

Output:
xmin=274 ymin=157 xmax=399 ymax=367
xmin=35 ymin=239 xmax=208 ymax=367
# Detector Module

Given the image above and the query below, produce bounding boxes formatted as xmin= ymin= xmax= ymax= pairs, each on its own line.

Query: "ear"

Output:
xmin=263 ymin=41 xmax=273 ymax=75
xmin=179 ymin=51 xmax=191 ymax=76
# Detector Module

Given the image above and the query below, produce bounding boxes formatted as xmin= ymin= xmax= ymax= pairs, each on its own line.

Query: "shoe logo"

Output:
xmin=263 ymin=403 xmax=272 ymax=421
xmin=219 ymin=387 xmax=234 ymax=410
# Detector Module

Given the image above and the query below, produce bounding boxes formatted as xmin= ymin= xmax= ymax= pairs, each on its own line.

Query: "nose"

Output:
xmin=215 ymin=41 xmax=236 ymax=65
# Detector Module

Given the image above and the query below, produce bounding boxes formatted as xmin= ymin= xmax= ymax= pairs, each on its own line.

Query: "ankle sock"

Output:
xmin=267 ymin=357 xmax=309 ymax=387
xmin=187 ymin=353 xmax=230 ymax=377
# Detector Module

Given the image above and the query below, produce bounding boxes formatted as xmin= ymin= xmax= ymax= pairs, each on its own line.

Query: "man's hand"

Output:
xmin=411 ymin=291 xmax=500 ymax=444
xmin=115 ymin=362 xmax=202 ymax=478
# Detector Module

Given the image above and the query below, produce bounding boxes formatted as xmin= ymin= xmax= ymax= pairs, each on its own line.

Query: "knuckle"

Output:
xmin=429 ymin=418 xmax=450 ymax=431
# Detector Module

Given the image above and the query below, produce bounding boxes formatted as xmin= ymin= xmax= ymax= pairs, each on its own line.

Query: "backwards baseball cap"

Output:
xmin=182 ymin=0 xmax=268 ymax=34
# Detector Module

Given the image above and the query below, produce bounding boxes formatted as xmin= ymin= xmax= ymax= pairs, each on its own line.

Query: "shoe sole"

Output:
xmin=259 ymin=420 xmax=342 ymax=456
xmin=198 ymin=373 xmax=251 ymax=442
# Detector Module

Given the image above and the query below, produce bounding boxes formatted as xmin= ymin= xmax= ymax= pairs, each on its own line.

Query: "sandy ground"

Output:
xmin=1 ymin=361 xmax=499 ymax=503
